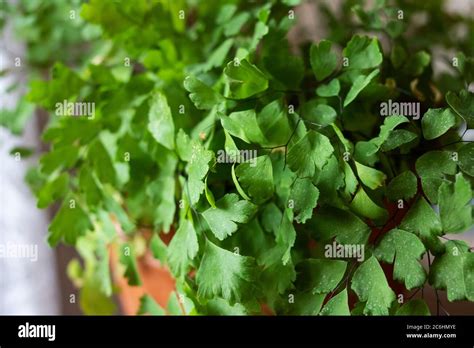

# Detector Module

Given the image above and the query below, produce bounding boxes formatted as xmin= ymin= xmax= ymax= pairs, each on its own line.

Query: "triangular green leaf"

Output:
xmin=289 ymin=177 xmax=319 ymax=223
xmin=344 ymin=69 xmax=379 ymax=107
xmin=421 ymin=108 xmax=457 ymax=140
xmin=202 ymin=193 xmax=258 ymax=240
xmin=351 ymin=256 xmax=396 ymax=315
xmin=342 ymin=35 xmax=383 ymax=70
xmin=224 ymin=59 xmax=268 ymax=99
xmin=184 ymin=76 xmax=224 ymax=110
xmin=429 ymin=241 xmax=474 ymax=302
xmin=310 ymin=40 xmax=338 ymax=81
xmin=386 ymin=171 xmax=418 ymax=201
xmin=438 ymin=173 xmax=472 ymax=233
xmin=235 ymin=155 xmax=274 ymax=204
xmin=320 ymin=289 xmax=350 ymax=316
xmin=167 ymin=220 xmax=199 ymax=278
xmin=148 ymin=92 xmax=175 ymax=150
xmin=196 ymin=240 xmax=257 ymax=303
xmin=375 ymin=229 xmax=426 ymax=289
xmin=287 ymin=130 xmax=334 ymax=177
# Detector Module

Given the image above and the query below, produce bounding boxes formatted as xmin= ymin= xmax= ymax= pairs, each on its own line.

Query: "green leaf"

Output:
xmin=235 ymin=155 xmax=274 ymax=204
xmin=264 ymin=50 xmax=304 ymax=90
xmin=390 ymin=44 xmax=407 ymax=69
xmin=138 ymin=295 xmax=165 ymax=315
xmin=343 ymin=69 xmax=379 ymax=107
xmin=150 ymin=233 xmax=167 ymax=264
xmin=316 ymin=155 xmax=345 ymax=205
xmin=167 ymin=220 xmax=199 ymax=278
xmin=224 ymin=59 xmax=268 ymax=99
xmin=184 ymin=76 xmax=224 ymax=110
xmin=372 ymin=115 xmax=410 ymax=147
xmin=429 ymin=241 xmax=474 ymax=302
xmin=206 ymin=298 xmax=248 ymax=315
xmin=119 ymin=243 xmax=141 ymax=286
xmin=224 ymin=12 xmax=250 ymax=36
xmin=399 ymin=197 xmax=443 ymax=250
xmin=274 ymin=208 xmax=296 ymax=265
xmin=438 ymin=173 xmax=472 ymax=233
xmin=48 ymin=196 xmax=92 ymax=246
xmin=416 ymin=151 xmax=457 ymax=203
xmin=375 ymin=229 xmax=426 ymax=289
xmin=223 ymin=129 xmax=238 ymax=157
xmin=9 ymin=147 xmax=34 ymax=159
xmin=350 ymin=187 xmax=388 ymax=222
xmin=257 ymin=100 xmax=292 ymax=146
xmin=184 ymin=137 xmax=215 ymax=205
xmin=316 ymin=79 xmax=340 ymax=97
xmin=80 ymin=279 xmax=116 ymax=315
xmin=250 ymin=21 xmax=269 ymax=51
xmin=0 ymin=98 xmax=35 ymax=135
xmin=416 ymin=152 xmax=457 ymax=177
xmin=289 ymin=178 xmax=319 ymax=223
xmin=287 ymin=130 xmax=334 ymax=177
xmin=403 ymin=51 xmax=431 ymax=76
xmin=166 ymin=292 xmax=184 ymax=315
xmin=260 ymin=260 xmax=296 ymax=299
xmin=196 ymin=240 xmax=257 ymax=303
xmin=231 ymin=163 xmax=252 ymax=201
xmin=103 ymin=188 xmax=135 ymax=233
xmin=89 ymin=132 xmax=129 ymax=188
xmin=343 ymin=161 xmax=358 ymax=197
xmin=301 ymin=102 xmax=337 ymax=127
xmin=148 ymin=92 xmax=175 ymax=150
xmin=320 ymin=290 xmax=350 ymax=316
xmin=386 ymin=171 xmax=418 ymax=201
xmin=352 ymin=142 xmax=377 ymax=166
xmin=202 ymin=193 xmax=258 ymax=240
xmin=176 ymin=129 xmax=192 ymax=161
xmin=296 ymin=259 xmax=347 ymax=294
xmin=287 ymin=291 xmax=325 ymax=315
xmin=220 ymin=110 xmax=267 ymax=144
xmin=421 ymin=108 xmax=457 ymax=140
xmin=148 ymin=175 xmax=176 ymax=233
xmin=201 ymin=39 xmax=234 ymax=72
xmin=351 ymin=256 xmax=396 ymax=315
xmin=395 ymin=299 xmax=430 ymax=316
xmin=355 ymin=161 xmax=386 ymax=190
xmin=355 ymin=115 xmax=409 ymax=165
xmin=205 ymin=177 xmax=217 ymax=208
xmin=37 ymin=173 xmax=69 ymax=209
xmin=310 ymin=40 xmax=338 ymax=81
xmin=458 ymin=143 xmax=474 ymax=176
xmin=311 ymin=206 xmax=370 ymax=245
xmin=342 ymin=35 xmax=383 ymax=70
xmin=380 ymin=129 xmax=417 ymax=152
xmin=40 ymin=145 xmax=79 ymax=175
xmin=446 ymin=90 xmax=474 ymax=128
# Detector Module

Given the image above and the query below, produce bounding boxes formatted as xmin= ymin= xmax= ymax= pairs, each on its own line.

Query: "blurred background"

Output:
xmin=0 ymin=0 xmax=473 ymax=315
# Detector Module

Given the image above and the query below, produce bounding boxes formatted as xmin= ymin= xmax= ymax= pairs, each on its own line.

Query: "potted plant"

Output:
xmin=6 ymin=0 xmax=474 ymax=315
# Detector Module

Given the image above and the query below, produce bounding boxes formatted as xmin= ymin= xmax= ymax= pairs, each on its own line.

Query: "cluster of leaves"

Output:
xmin=0 ymin=0 xmax=100 ymax=135
xmin=7 ymin=0 xmax=474 ymax=315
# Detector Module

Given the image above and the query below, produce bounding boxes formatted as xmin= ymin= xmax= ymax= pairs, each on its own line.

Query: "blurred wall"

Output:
xmin=0 ymin=19 xmax=60 ymax=315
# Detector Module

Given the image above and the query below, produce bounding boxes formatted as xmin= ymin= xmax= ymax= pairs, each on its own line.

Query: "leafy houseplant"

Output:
xmin=6 ymin=0 xmax=473 ymax=315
